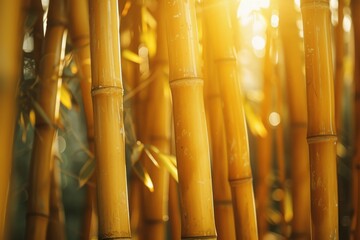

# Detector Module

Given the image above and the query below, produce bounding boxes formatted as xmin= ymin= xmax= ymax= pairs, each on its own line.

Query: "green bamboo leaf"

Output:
xmin=146 ymin=145 xmax=178 ymax=182
xmin=133 ymin=161 xmax=154 ymax=192
xmin=78 ymin=158 xmax=95 ymax=188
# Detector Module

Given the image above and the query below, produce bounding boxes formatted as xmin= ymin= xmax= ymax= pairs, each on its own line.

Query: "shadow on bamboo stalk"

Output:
xmin=88 ymin=0 xmax=131 ymax=238
xmin=26 ymin=0 xmax=67 ymax=238
xmin=204 ymin=0 xmax=258 ymax=238
xmin=0 ymin=0 xmax=25 ymax=238
xmin=279 ymin=0 xmax=311 ymax=238
xmin=165 ymin=0 xmax=217 ymax=238
xmin=301 ymin=0 xmax=339 ymax=238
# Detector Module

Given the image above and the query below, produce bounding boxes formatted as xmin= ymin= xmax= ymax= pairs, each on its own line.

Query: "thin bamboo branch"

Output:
xmin=88 ymin=0 xmax=131 ymax=238
xmin=301 ymin=0 xmax=338 ymax=238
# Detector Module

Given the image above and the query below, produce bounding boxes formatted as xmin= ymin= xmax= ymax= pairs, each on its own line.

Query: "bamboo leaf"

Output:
xmin=19 ymin=113 xmax=27 ymax=142
xmin=141 ymin=7 xmax=157 ymax=29
xmin=60 ymin=85 xmax=72 ymax=109
xmin=144 ymin=147 xmax=160 ymax=168
xmin=122 ymin=49 xmax=142 ymax=64
xmin=131 ymin=141 xmax=144 ymax=164
xmin=31 ymin=97 xmax=55 ymax=128
xmin=244 ymin=101 xmax=267 ymax=137
xmin=146 ymin=145 xmax=178 ymax=182
xmin=29 ymin=110 xmax=36 ymax=126
xmin=78 ymin=158 xmax=95 ymax=188
xmin=133 ymin=161 xmax=154 ymax=192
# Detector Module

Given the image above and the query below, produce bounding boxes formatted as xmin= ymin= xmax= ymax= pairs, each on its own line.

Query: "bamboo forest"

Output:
xmin=1 ymin=0 xmax=360 ymax=239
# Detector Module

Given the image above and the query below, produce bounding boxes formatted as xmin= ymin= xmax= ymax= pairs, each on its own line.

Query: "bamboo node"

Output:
xmin=229 ymin=176 xmax=253 ymax=187
xmin=307 ymin=134 xmax=337 ymax=144
xmin=181 ymin=235 xmax=217 ymax=239
xmin=91 ymin=86 xmax=124 ymax=96
xmin=301 ymin=0 xmax=329 ymax=9
xmin=169 ymin=77 xmax=203 ymax=85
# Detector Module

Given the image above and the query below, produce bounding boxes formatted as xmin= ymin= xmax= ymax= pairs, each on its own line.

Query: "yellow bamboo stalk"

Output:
xmin=26 ymin=0 xmax=67 ymax=238
xmin=301 ymin=0 xmax=338 ymax=238
xmin=0 ymin=0 xmax=24 ymax=238
xmin=270 ymin=14 xmax=288 ymax=234
xmin=256 ymin=32 xmax=273 ymax=239
xmin=68 ymin=0 xmax=98 ymax=238
xmin=279 ymin=1 xmax=311 ymax=238
xmin=141 ymin=2 xmax=171 ymax=239
xmin=352 ymin=0 xmax=360 ymax=238
xmin=30 ymin=0 xmax=44 ymax=72
xmin=206 ymin=94 xmax=236 ymax=240
xmin=202 ymin=14 xmax=236 ymax=240
xmin=165 ymin=0 xmax=217 ymax=238
xmin=127 ymin=7 xmax=144 ymax=239
xmin=204 ymin=0 xmax=258 ymax=239
xmin=88 ymin=0 xmax=131 ymax=238
xmin=335 ymin=0 xmax=344 ymax=135
xmin=47 ymin=154 xmax=66 ymax=240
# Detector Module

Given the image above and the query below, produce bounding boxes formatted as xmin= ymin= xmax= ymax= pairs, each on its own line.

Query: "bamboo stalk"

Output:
xmin=204 ymin=0 xmax=258 ymax=239
xmin=352 ymin=0 xmax=360 ymax=238
xmin=335 ymin=0 xmax=344 ymax=136
xmin=168 ymin=177 xmax=181 ymax=240
xmin=88 ymin=0 xmax=131 ymax=238
xmin=26 ymin=0 xmax=67 ymax=238
xmin=47 ymin=153 xmax=66 ymax=240
xmin=68 ymin=1 xmax=98 ymax=238
xmin=165 ymin=0 xmax=217 ymax=238
xmin=202 ymin=15 xmax=236 ymax=240
xmin=127 ymin=6 xmax=144 ymax=239
xmin=256 ymin=33 xmax=273 ymax=239
xmin=270 ymin=16 xmax=288 ymax=234
xmin=0 ymin=0 xmax=25 ymax=238
xmin=279 ymin=1 xmax=311 ymax=238
xmin=301 ymin=0 xmax=338 ymax=239
xmin=141 ymin=2 xmax=171 ymax=239
xmin=30 ymin=0 xmax=44 ymax=72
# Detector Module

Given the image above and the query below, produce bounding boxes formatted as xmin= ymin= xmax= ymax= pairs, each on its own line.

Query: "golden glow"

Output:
xmin=252 ymin=35 xmax=266 ymax=50
xmin=343 ymin=13 xmax=352 ymax=33
xmin=237 ymin=0 xmax=270 ymax=19
xmin=270 ymin=14 xmax=279 ymax=28
xmin=269 ymin=111 xmax=281 ymax=126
